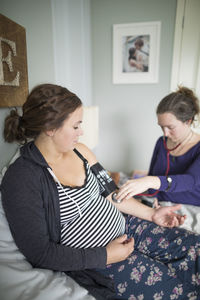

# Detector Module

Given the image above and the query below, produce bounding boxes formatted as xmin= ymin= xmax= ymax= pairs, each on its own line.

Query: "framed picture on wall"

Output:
xmin=0 ymin=14 xmax=28 ymax=107
xmin=113 ymin=21 xmax=161 ymax=84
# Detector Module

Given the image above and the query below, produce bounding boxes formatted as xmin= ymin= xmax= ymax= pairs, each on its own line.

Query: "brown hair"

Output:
xmin=135 ymin=38 xmax=144 ymax=48
xmin=4 ymin=83 xmax=82 ymax=144
xmin=156 ymin=86 xmax=200 ymax=124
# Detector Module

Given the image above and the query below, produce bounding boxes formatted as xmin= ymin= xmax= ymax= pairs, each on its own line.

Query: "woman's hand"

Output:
xmin=152 ymin=201 xmax=186 ymax=228
xmin=106 ymin=234 xmax=134 ymax=264
xmin=116 ymin=176 xmax=161 ymax=201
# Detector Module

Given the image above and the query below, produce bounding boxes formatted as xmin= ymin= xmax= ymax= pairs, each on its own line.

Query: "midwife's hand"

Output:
xmin=116 ymin=176 xmax=160 ymax=201
xmin=106 ymin=234 xmax=134 ymax=264
xmin=152 ymin=202 xmax=186 ymax=228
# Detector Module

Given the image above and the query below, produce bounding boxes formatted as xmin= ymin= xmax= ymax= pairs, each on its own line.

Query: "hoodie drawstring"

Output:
xmin=47 ymin=168 xmax=82 ymax=218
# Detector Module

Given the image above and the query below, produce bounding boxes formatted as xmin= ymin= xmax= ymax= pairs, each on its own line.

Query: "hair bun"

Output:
xmin=177 ymin=86 xmax=195 ymax=98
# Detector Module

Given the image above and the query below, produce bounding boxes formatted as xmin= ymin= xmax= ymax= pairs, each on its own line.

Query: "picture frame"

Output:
xmin=113 ymin=21 xmax=161 ymax=84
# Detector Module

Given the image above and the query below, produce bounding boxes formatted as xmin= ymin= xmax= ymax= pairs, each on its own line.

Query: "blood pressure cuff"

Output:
xmin=91 ymin=162 xmax=118 ymax=197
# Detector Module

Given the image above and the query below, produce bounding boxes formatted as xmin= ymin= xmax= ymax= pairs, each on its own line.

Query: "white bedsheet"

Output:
xmin=160 ymin=201 xmax=200 ymax=234
xmin=0 ymin=152 xmax=95 ymax=300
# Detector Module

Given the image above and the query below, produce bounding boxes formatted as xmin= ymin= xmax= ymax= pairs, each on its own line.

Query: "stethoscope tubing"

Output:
xmin=137 ymin=136 xmax=181 ymax=197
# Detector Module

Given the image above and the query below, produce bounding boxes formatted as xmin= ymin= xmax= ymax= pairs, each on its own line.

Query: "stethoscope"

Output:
xmin=137 ymin=136 xmax=181 ymax=197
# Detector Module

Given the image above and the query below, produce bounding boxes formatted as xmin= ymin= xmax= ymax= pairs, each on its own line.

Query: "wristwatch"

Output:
xmin=112 ymin=192 xmax=123 ymax=203
xmin=165 ymin=176 xmax=172 ymax=191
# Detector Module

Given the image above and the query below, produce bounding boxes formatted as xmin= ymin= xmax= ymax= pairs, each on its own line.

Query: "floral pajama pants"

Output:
xmin=98 ymin=215 xmax=200 ymax=300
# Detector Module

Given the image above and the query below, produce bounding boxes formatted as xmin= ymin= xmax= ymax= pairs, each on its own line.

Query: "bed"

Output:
xmin=0 ymin=149 xmax=95 ymax=300
xmin=1 ymin=150 xmax=200 ymax=300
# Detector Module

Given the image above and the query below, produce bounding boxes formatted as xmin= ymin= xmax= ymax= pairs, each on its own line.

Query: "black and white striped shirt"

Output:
xmin=58 ymin=151 xmax=125 ymax=249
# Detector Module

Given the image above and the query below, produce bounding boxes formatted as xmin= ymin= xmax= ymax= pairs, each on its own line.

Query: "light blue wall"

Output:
xmin=0 ymin=0 xmax=177 ymax=173
xmin=91 ymin=0 xmax=177 ymax=172
xmin=0 ymin=0 xmax=93 ymax=171
xmin=0 ymin=0 xmax=55 ymax=170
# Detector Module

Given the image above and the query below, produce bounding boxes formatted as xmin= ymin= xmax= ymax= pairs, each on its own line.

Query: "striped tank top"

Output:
xmin=57 ymin=149 xmax=125 ymax=248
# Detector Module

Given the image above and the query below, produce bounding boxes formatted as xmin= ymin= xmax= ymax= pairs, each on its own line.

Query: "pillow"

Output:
xmin=1 ymin=148 xmax=20 ymax=179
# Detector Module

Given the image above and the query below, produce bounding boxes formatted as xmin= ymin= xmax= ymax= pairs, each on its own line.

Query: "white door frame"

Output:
xmin=170 ymin=0 xmax=200 ymax=97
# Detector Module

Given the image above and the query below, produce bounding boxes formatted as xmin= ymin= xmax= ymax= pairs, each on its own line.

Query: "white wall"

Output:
xmin=91 ymin=0 xmax=177 ymax=173
xmin=171 ymin=0 xmax=200 ymax=97
xmin=51 ymin=0 xmax=92 ymax=106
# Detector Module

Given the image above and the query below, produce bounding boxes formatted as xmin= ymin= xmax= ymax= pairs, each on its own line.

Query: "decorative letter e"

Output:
xmin=0 ymin=37 xmax=20 ymax=86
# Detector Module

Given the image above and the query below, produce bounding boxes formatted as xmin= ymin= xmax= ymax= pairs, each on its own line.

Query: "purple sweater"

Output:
xmin=148 ymin=136 xmax=200 ymax=206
